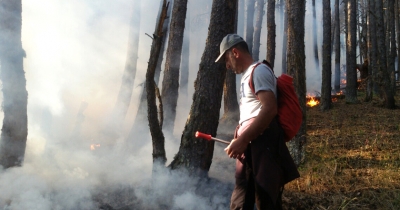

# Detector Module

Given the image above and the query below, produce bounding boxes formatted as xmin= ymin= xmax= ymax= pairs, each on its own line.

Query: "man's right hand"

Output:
xmin=224 ymin=138 xmax=248 ymax=159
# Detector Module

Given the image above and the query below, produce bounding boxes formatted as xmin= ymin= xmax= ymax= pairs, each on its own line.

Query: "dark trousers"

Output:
xmin=230 ymin=156 xmax=283 ymax=210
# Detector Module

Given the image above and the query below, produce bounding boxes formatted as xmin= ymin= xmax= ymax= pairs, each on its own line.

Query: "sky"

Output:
xmin=0 ymin=0 xmax=336 ymax=209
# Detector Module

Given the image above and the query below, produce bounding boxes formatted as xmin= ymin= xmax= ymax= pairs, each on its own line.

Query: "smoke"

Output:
xmin=0 ymin=0 xmax=335 ymax=209
xmin=0 ymin=0 xmax=235 ymax=209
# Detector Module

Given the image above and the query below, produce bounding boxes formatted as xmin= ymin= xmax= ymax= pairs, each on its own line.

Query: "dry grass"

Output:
xmin=283 ymin=93 xmax=400 ymax=210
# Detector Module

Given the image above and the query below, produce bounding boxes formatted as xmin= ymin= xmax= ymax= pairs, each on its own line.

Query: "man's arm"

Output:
xmin=224 ymin=90 xmax=277 ymax=158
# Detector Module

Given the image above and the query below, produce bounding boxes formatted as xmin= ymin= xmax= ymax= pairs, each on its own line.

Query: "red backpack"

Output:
xmin=249 ymin=60 xmax=302 ymax=142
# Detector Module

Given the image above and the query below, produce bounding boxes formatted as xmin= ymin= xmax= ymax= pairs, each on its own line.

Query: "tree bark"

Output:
xmin=220 ymin=2 xmax=240 ymax=139
xmin=359 ymin=0 xmax=368 ymax=65
xmin=266 ymin=0 xmax=276 ymax=68
xmin=388 ymin=0 xmax=396 ymax=95
xmin=312 ymin=0 xmax=320 ymax=72
xmin=376 ymin=0 xmax=396 ymax=108
xmin=0 ymin=0 xmax=28 ymax=169
xmin=219 ymin=70 xmax=240 ymax=139
xmin=161 ymin=0 xmax=188 ymax=134
xmin=286 ymin=0 xmax=306 ymax=166
xmin=147 ymin=0 xmax=170 ymax=167
xmin=252 ymin=0 xmax=264 ymax=61
xmin=345 ymin=0 xmax=358 ymax=103
xmin=334 ymin=0 xmax=341 ymax=93
xmin=321 ymin=0 xmax=332 ymax=111
xmin=365 ymin=0 xmax=374 ymax=102
xmin=154 ymin=0 xmax=173 ymax=86
xmin=281 ymin=0 xmax=288 ymax=74
xmin=112 ymin=0 xmax=141 ymax=125
xmin=169 ymin=0 xmax=237 ymax=175
xmin=245 ymin=0 xmax=256 ymax=54
xmin=396 ymin=0 xmax=400 ymax=84
xmin=126 ymin=0 xmax=173 ymax=150
xmin=357 ymin=1 xmax=363 ymax=64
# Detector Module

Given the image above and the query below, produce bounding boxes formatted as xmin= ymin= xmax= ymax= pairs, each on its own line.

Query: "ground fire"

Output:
xmin=306 ymin=95 xmax=320 ymax=107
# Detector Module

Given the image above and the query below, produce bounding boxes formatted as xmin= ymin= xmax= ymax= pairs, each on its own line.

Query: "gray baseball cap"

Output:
xmin=215 ymin=34 xmax=245 ymax=63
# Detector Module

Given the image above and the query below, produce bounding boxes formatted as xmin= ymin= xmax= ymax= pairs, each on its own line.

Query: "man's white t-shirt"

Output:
xmin=239 ymin=62 xmax=277 ymax=125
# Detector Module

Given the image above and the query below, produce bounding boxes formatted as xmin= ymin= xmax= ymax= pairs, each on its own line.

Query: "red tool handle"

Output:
xmin=195 ymin=131 xmax=212 ymax=140
xmin=195 ymin=131 xmax=230 ymax=144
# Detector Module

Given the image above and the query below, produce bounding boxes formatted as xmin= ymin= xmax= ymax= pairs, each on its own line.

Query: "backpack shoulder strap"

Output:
xmin=249 ymin=60 xmax=274 ymax=96
xmin=249 ymin=62 xmax=262 ymax=96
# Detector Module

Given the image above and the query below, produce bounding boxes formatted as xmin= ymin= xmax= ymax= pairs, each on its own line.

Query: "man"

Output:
xmin=216 ymin=34 xmax=299 ymax=210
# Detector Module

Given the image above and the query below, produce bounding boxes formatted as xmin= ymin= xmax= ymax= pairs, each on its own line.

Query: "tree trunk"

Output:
xmin=385 ymin=0 xmax=390 ymax=72
xmin=365 ymin=0 xmax=374 ymax=102
xmin=169 ymin=0 xmax=237 ymax=175
xmin=112 ymin=0 xmax=141 ymax=125
xmin=345 ymin=0 xmax=358 ymax=103
xmin=154 ymin=0 xmax=173 ymax=86
xmin=357 ymin=1 xmax=363 ymax=64
xmin=388 ymin=0 xmax=396 ymax=95
xmin=126 ymin=0 xmax=173 ymax=150
xmin=312 ymin=0 xmax=320 ymax=72
xmin=245 ymin=0 xmax=256 ymax=54
xmin=252 ymin=0 xmax=264 ymax=61
xmin=219 ymin=2 xmax=240 ymax=140
xmin=376 ymin=0 xmax=396 ymax=108
xmin=359 ymin=0 xmax=368 ymax=65
xmin=396 ymin=0 xmax=400 ymax=84
xmin=281 ymin=0 xmax=288 ymax=74
xmin=0 ymin=0 xmax=28 ymax=169
xmin=219 ymin=70 xmax=240 ymax=139
xmin=266 ymin=0 xmax=276 ymax=68
xmin=334 ymin=0 xmax=341 ymax=93
xmin=321 ymin=0 xmax=332 ymax=111
xmin=286 ymin=0 xmax=306 ymax=166
xmin=146 ymin=0 xmax=170 ymax=167
xmin=330 ymin=2 xmax=336 ymax=54
xmin=161 ymin=0 xmax=188 ymax=134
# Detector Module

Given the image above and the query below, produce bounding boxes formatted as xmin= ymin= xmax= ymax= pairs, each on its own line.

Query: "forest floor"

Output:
xmin=283 ymin=92 xmax=400 ymax=210
xmin=95 ymin=91 xmax=400 ymax=210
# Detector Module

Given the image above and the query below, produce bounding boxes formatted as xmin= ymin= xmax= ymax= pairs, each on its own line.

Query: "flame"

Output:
xmin=332 ymin=98 xmax=338 ymax=102
xmin=307 ymin=97 xmax=319 ymax=107
xmin=306 ymin=95 xmax=320 ymax=107
xmin=90 ymin=144 xmax=100 ymax=150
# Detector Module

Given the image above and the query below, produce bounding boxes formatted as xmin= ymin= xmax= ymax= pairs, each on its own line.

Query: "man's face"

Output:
xmin=224 ymin=49 xmax=241 ymax=74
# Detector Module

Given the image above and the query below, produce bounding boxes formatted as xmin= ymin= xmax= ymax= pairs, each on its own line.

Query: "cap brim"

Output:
xmin=215 ymin=51 xmax=226 ymax=63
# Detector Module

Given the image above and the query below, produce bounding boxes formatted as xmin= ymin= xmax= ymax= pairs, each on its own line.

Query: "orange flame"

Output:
xmin=307 ymin=97 xmax=319 ymax=107
xmin=306 ymin=94 xmax=320 ymax=107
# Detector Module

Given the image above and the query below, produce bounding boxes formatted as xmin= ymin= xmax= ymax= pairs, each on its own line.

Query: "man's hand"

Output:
xmin=224 ymin=138 xmax=248 ymax=159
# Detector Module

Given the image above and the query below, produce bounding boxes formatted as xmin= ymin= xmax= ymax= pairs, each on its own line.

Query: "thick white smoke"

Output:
xmin=0 ymin=0 xmax=333 ymax=209
xmin=0 ymin=0 xmax=237 ymax=209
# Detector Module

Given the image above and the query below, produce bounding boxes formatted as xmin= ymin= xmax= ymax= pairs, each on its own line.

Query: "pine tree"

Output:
xmin=286 ymin=0 xmax=306 ymax=166
xmin=0 ymin=0 xmax=28 ymax=168
xmin=321 ymin=0 xmax=332 ymax=111
xmin=169 ymin=0 xmax=237 ymax=174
